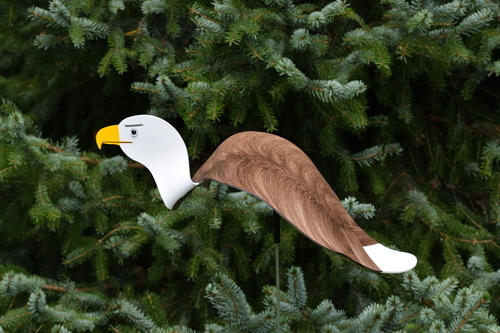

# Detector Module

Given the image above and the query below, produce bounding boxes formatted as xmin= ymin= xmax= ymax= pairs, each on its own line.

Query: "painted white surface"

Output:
xmin=363 ymin=243 xmax=417 ymax=273
xmin=118 ymin=115 xmax=196 ymax=209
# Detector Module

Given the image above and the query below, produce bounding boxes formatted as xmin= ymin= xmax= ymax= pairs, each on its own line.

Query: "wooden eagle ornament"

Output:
xmin=96 ymin=115 xmax=417 ymax=273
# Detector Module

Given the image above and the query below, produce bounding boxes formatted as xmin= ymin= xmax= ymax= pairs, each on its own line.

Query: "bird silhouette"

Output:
xmin=96 ymin=115 xmax=417 ymax=273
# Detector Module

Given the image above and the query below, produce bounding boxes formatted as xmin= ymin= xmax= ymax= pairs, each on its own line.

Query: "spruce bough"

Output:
xmin=1 ymin=0 xmax=500 ymax=331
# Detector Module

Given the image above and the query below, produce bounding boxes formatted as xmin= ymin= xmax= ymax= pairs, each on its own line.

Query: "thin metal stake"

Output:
xmin=274 ymin=212 xmax=281 ymax=332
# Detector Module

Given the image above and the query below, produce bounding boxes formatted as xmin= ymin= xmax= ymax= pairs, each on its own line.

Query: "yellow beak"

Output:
xmin=96 ymin=125 xmax=124 ymax=149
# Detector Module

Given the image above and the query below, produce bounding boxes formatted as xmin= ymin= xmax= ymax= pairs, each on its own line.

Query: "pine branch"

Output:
xmin=286 ymin=266 xmax=307 ymax=310
xmin=113 ymin=299 xmax=159 ymax=332
xmin=206 ymin=273 xmax=253 ymax=330
xmin=341 ymin=196 xmax=376 ymax=219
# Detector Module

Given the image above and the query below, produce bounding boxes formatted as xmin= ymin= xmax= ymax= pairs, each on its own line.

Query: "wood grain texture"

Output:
xmin=193 ymin=132 xmax=381 ymax=272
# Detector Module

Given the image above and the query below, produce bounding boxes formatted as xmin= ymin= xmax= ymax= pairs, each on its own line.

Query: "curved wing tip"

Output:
xmin=364 ymin=243 xmax=417 ymax=274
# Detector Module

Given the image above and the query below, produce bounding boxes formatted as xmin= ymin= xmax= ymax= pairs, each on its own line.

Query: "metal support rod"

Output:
xmin=274 ymin=212 xmax=281 ymax=332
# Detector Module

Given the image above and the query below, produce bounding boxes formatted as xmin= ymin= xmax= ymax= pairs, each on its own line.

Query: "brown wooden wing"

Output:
xmin=192 ymin=132 xmax=381 ymax=272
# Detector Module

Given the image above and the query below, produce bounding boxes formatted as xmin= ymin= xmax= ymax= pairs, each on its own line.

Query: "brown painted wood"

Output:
xmin=193 ymin=131 xmax=381 ymax=272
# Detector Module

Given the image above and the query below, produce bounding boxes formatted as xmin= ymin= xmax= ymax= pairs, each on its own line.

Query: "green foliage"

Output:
xmin=341 ymin=196 xmax=376 ymax=219
xmin=1 ymin=0 xmax=500 ymax=331
xmin=203 ymin=266 xmax=500 ymax=332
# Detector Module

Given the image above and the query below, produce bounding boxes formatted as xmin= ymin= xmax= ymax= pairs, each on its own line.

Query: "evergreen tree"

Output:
xmin=1 ymin=0 xmax=500 ymax=331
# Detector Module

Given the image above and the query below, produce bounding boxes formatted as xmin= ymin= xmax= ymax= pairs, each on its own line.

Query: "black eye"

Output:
xmin=130 ymin=128 xmax=138 ymax=137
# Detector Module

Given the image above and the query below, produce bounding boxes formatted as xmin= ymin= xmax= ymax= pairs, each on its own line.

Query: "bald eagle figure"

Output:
xmin=96 ymin=115 xmax=417 ymax=273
